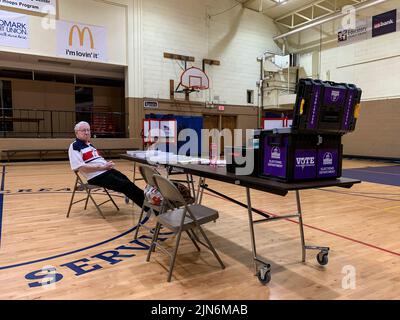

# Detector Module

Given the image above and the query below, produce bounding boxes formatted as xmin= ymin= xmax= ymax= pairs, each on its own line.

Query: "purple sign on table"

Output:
xmin=294 ymin=149 xmax=316 ymax=180
xmin=263 ymin=137 xmax=287 ymax=178
xmin=317 ymin=149 xmax=339 ymax=178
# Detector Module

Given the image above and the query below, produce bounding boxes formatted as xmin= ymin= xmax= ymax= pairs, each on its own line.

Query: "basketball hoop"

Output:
xmin=177 ymin=67 xmax=209 ymax=93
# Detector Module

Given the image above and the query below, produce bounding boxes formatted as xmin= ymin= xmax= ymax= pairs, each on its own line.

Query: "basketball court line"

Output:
xmin=0 ymin=165 xmax=5 ymax=248
xmin=346 ymin=168 xmax=400 ymax=176
xmin=319 ymin=189 xmax=400 ymax=202
xmin=342 ymin=166 xmax=400 ymax=187
xmin=0 ymin=182 xmax=398 ymax=272
xmin=203 ymin=191 xmax=400 ymax=258
xmin=0 ymin=220 xmax=147 ymax=271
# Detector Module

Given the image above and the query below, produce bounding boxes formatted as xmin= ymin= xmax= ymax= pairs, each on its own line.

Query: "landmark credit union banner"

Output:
xmin=0 ymin=0 xmax=56 ymax=13
xmin=0 ymin=10 xmax=29 ymax=48
xmin=56 ymin=20 xmax=107 ymax=62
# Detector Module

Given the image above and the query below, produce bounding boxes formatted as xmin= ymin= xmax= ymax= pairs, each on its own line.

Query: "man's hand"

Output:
xmin=79 ymin=161 xmax=115 ymax=174
xmin=104 ymin=161 xmax=115 ymax=170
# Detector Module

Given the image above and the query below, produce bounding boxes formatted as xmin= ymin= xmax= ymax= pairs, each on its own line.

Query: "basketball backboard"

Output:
xmin=180 ymin=66 xmax=209 ymax=90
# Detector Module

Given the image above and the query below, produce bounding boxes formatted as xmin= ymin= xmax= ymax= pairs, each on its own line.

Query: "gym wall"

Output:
xmin=0 ymin=0 xmax=283 ymax=157
xmin=291 ymin=5 xmax=400 ymax=159
xmin=0 ymin=0 xmax=127 ymax=66
xmin=141 ymin=0 xmax=280 ymax=105
xmin=128 ymin=0 xmax=280 ymax=146
xmin=322 ymin=30 xmax=400 ymax=158
xmin=342 ymin=99 xmax=400 ymax=159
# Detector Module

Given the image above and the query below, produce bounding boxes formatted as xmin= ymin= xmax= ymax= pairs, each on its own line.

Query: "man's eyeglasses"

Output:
xmin=78 ymin=129 xmax=91 ymax=132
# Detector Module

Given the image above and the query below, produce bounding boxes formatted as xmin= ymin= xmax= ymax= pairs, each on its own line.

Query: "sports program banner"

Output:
xmin=0 ymin=10 xmax=29 ymax=48
xmin=56 ymin=20 xmax=107 ymax=62
xmin=0 ymin=0 xmax=56 ymax=13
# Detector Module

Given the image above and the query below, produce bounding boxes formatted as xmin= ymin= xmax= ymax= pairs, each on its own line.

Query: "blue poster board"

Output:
xmin=145 ymin=114 xmax=203 ymax=156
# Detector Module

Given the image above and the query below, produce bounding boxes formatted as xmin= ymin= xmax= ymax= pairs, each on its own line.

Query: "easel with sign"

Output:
xmin=142 ymin=118 xmax=177 ymax=150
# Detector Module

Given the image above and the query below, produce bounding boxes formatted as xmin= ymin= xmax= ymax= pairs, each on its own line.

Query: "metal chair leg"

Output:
xmin=84 ymin=189 xmax=91 ymax=210
xmin=147 ymin=222 xmax=161 ymax=262
xmin=87 ymin=192 xmax=106 ymax=219
xmin=190 ymin=174 xmax=196 ymax=199
xmin=167 ymin=229 xmax=183 ymax=282
xmin=104 ymin=188 xmax=119 ymax=211
xmin=186 ymin=230 xmax=201 ymax=252
xmin=66 ymin=179 xmax=78 ymax=218
xmin=134 ymin=206 xmax=146 ymax=240
xmin=197 ymin=225 xmax=225 ymax=269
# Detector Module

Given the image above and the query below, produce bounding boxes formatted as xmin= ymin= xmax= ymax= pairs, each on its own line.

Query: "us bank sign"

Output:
xmin=57 ymin=20 xmax=107 ymax=62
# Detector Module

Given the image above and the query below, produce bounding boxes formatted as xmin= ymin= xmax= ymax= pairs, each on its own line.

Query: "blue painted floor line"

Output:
xmin=0 ymin=216 xmax=150 ymax=271
xmin=0 ymin=165 xmax=5 ymax=248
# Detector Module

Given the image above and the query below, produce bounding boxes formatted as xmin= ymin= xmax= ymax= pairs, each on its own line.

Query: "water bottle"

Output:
xmin=209 ymin=143 xmax=218 ymax=167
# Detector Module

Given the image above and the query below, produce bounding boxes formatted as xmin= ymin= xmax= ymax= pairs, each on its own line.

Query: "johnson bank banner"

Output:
xmin=56 ymin=20 xmax=107 ymax=62
xmin=0 ymin=0 xmax=56 ymax=13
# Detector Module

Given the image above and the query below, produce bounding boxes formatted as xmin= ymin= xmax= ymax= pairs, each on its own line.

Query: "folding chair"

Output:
xmin=147 ymin=174 xmax=225 ymax=282
xmin=66 ymin=170 xmax=119 ymax=219
xmin=134 ymin=164 xmax=195 ymax=240
xmin=133 ymin=165 xmax=162 ymax=240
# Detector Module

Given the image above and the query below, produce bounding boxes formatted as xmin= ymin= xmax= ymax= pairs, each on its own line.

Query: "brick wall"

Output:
xmin=142 ymin=0 xmax=280 ymax=105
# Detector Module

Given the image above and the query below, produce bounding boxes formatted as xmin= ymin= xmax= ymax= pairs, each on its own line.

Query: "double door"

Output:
xmin=203 ymin=115 xmax=236 ymax=156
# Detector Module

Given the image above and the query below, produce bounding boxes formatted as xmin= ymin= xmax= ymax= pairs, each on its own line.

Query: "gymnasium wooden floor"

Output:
xmin=0 ymin=159 xmax=399 ymax=300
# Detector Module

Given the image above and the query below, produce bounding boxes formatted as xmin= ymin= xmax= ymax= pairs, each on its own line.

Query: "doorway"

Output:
xmin=203 ymin=114 xmax=237 ymax=155
xmin=75 ymin=86 xmax=93 ymax=124
xmin=0 ymin=80 xmax=13 ymax=134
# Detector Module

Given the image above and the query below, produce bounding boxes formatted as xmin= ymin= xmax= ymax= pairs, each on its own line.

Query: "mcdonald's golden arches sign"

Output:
xmin=57 ymin=21 xmax=107 ymax=62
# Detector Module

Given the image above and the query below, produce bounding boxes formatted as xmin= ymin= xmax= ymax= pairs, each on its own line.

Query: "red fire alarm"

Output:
xmin=218 ymin=105 xmax=225 ymax=111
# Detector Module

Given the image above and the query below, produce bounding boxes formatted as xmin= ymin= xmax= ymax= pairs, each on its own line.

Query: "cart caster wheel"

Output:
xmin=317 ymin=251 xmax=329 ymax=266
xmin=257 ymin=265 xmax=271 ymax=285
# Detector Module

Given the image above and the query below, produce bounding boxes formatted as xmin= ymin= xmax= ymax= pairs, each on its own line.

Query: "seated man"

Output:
xmin=68 ymin=121 xmax=144 ymax=208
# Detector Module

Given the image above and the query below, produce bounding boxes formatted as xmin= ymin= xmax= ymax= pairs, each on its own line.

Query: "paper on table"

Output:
xmin=125 ymin=151 xmax=224 ymax=166
xmin=126 ymin=150 xmax=147 ymax=157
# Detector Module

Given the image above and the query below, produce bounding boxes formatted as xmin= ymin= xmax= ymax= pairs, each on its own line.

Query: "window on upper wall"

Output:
xmin=247 ymin=90 xmax=254 ymax=104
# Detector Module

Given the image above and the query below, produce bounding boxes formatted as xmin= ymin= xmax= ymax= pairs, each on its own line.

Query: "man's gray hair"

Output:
xmin=74 ymin=121 xmax=90 ymax=132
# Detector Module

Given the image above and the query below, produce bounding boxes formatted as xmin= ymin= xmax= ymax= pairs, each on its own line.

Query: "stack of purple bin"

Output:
xmin=259 ymin=79 xmax=362 ymax=182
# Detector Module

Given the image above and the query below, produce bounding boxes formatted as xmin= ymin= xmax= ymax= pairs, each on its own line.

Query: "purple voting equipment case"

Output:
xmin=292 ymin=79 xmax=362 ymax=134
xmin=259 ymin=78 xmax=361 ymax=182
xmin=260 ymin=131 xmax=343 ymax=182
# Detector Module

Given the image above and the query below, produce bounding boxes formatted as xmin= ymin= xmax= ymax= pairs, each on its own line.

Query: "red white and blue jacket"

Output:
xmin=68 ymin=139 xmax=107 ymax=180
